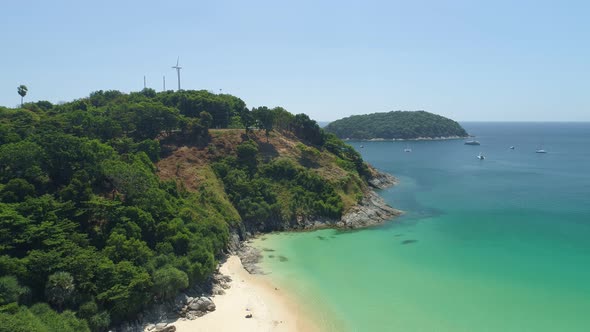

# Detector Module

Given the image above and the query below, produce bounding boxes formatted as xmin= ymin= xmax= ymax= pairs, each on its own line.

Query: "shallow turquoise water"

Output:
xmin=256 ymin=123 xmax=590 ymax=332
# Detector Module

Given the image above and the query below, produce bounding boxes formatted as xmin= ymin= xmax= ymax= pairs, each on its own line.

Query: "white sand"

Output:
xmin=172 ymin=255 xmax=319 ymax=332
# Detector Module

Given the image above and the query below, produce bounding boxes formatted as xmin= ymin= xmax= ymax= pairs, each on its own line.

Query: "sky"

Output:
xmin=1 ymin=0 xmax=589 ymax=121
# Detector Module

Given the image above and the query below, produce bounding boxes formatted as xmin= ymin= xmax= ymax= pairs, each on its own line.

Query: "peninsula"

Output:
xmin=325 ymin=110 xmax=468 ymax=140
xmin=0 ymin=89 xmax=399 ymax=332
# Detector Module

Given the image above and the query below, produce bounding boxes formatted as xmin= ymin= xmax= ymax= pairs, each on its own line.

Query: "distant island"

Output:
xmin=325 ymin=110 xmax=468 ymax=140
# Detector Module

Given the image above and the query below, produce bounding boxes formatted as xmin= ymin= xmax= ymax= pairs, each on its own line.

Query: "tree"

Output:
xmin=252 ymin=107 xmax=275 ymax=141
xmin=152 ymin=266 xmax=189 ymax=301
xmin=0 ymin=276 xmax=27 ymax=305
xmin=236 ymin=140 xmax=259 ymax=175
xmin=199 ymin=111 xmax=213 ymax=129
xmin=240 ymin=109 xmax=255 ymax=133
xmin=17 ymin=85 xmax=28 ymax=107
xmin=45 ymin=272 xmax=75 ymax=311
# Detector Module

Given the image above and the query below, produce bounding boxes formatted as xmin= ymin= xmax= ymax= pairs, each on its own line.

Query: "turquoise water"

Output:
xmin=255 ymin=123 xmax=590 ymax=332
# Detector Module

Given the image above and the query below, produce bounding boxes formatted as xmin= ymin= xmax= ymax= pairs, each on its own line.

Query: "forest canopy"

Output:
xmin=324 ymin=111 xmax=468 ymax=139
xmin=0 ymin=88 xmax=371 ymax=331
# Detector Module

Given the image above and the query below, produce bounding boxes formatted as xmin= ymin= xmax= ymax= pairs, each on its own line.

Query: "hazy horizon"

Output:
xmin=2 ymin=0 xmax=589 ymax=122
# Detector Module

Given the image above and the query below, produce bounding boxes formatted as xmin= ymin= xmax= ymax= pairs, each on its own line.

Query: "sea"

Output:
xmin=253 ymin=122 xmax=590 ymax=332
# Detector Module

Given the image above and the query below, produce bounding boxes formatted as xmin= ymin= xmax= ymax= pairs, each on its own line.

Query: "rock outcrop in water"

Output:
xmin=339 ymin=190 xmax=402 ymax=228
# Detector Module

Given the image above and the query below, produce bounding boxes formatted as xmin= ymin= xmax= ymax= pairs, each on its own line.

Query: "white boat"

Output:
xmin=477 ymin=153 xmax=485 ymax=160
xmin=404 ymin=145 xmax=412 ymax=152
xmin=465 ymin=140 xmax=480 ymax=145
xmin=536 ymin=149 xmax=547 ymax=154
xmin=510 ymin=146 xmax=515 ymax=150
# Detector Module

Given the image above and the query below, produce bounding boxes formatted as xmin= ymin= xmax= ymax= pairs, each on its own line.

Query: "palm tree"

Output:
xmin=17 ymin=85 xmax=28 ymax=107
xmin=45 ymin=271 xmax=75 ymax=311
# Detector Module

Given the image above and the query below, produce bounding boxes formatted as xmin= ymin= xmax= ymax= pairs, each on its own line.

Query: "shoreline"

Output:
xmin=172 ymin=255 xmax=320 ymax=332
xmin=116 ymin=169 xmax=399 ymax=332
xmin=344 ymin=135 xmax=469 ymax=141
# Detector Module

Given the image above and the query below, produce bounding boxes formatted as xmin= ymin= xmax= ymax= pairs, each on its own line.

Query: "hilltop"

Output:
xmin=325 ymin=110 xmax=468 ymax=140
xmin=0 ymin=89 xmax=399 ymax=331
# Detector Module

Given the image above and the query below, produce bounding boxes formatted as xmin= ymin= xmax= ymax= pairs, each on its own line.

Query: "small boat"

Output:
xmin=360 ymin=145 xmax=364 ymax=149
xmin=404 ymin=148 xmax=412 ymax=152
xmin=510 ymin=146 xmax=515 ymax=150
xmin=464 ymin=140 xmax=480 ymax=145
xmin=535 ymin=149 xmax=547 ymax=154
xmin=477 ymin=153 xmax=485 ymax=160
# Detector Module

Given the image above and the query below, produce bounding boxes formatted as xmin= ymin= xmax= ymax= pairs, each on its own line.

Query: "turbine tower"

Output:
xmin=172 ymin=57 xmax=182 ymax=91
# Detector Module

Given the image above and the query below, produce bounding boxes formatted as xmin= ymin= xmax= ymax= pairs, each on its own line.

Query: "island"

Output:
xmin=324 ymin=110 xmax=468 ymax=140
xmin=0 ymin=88 xmax=399 ymax=332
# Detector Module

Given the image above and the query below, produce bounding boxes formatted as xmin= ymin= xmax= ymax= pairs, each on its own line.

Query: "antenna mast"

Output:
xmin=143 ymin=76 xmax=146 ymax=89
xmin=163 ymin=76 xmax=166 ymax=91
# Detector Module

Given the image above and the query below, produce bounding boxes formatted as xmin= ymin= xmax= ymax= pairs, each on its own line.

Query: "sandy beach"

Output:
xmin=173 ymin=255 xmax=319 ymax=332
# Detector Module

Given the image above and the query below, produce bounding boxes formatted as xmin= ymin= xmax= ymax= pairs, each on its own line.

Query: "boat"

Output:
xmin=360 ymin=145 xmax=364 ymax=149
xmin=464 ymin=140 xmax=480 ymax=145
xmin=536 ymin=144 xmax=547 ymax=153
xmin=404 ymin=144 xmax=412 ymax=152
xmin=477 ymin=153 xmax=485 ymax=160
xmin=510 ymin=146 xmax=515 ymax=150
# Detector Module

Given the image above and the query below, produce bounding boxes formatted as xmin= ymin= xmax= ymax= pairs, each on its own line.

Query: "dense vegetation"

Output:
xmin=325 ymin=110 xmax=468 ymax=139
xmin=0 ymin=88 xmax=371 ymax=331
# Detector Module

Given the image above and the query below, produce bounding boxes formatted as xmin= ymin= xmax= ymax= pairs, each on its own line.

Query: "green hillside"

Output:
xmin=325 ymin=111 xmax=468 ymax=139
xmin=0 ymin=88 xmax=375 ymax=331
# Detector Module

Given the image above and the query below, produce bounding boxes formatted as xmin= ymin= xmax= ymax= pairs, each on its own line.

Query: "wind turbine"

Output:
xmin=172 ymin=57 xmax=182 ymax=91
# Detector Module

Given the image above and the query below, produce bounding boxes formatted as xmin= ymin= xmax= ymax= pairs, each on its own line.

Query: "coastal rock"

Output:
xmin=227 ymin=232 xmax=241 ymax=253
xmin=340 ymin=190 xmax=403 ymax=228
xmin=367 ymin=167 xmax=398 ymax=189
xmin=173 ymin=293 xmax=189 ymax=310
xmin=237 ymin=246 xmax=263 ymax=274
xmin=145 ymin=324 xmax=156 ymax=331
xmin=158 ymin=326 xmax=176 ymax=332
xmin=188 ymin=297 xmax=216 ymax=311
xmin=186 ymin=310 xmax=207 ymax=320
xmin=155 ymin=323 xmax=167 ymax=329
xmin=212 ymin=284 xmax=225 ymax=295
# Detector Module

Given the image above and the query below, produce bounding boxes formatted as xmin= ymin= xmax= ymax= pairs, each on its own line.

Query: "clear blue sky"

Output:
xmin=1 ymin=0 xmax=589 ymax=121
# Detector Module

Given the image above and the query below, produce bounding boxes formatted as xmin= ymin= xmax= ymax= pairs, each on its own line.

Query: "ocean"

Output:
xmin=254 ymin=122 xmax=590 ymax=332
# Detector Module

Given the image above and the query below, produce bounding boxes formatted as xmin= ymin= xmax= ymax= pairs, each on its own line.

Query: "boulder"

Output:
xmin=186 ymin=310 xmax=206 ymax=320
xmin=212 ymin=284 xmax=225 ymax=295
xmin=188 ymin=297 xmax=216 ymax=311
xmin=159 ymin=326 xmax=176 ymax=332
xmin=174 ymin=293 xmax=189 ymax=310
